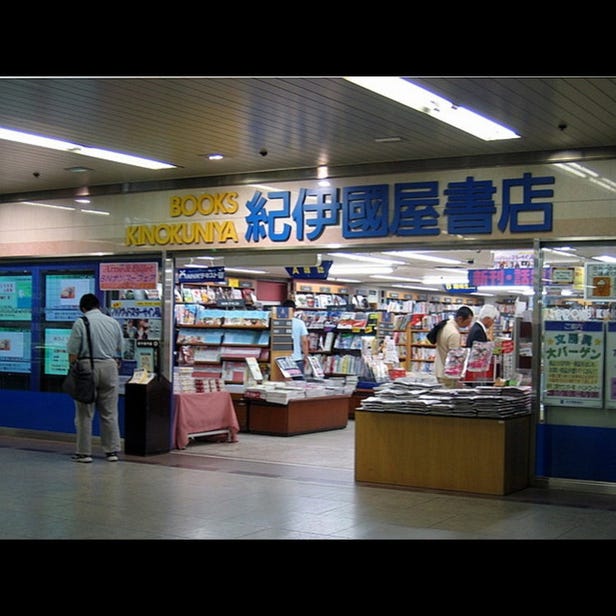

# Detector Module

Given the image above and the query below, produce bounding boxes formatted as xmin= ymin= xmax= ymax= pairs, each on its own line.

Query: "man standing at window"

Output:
xmin=66 ymin=293 xmax=123 ymax=463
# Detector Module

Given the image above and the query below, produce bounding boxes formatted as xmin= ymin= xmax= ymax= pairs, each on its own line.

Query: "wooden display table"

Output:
xmin=246 ymin=395 xmax=350 ymax=436
xmin=348 ymin=388 xmax=374 ymax=419
xmin=355 ymin=410 xmax=531 ymax=496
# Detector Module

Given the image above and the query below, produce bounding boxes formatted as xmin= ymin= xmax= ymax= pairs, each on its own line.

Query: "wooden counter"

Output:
xmin=355 ymin=410 xmax=531 ymax=495
xmin=247 ymin=395 xmax=349 ymax=436
xmin=348 ymin=388 xmax=374 ymax=419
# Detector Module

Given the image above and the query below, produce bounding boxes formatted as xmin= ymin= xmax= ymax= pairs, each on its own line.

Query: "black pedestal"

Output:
xmin=124 ymin=377 xmax=171 ymax=455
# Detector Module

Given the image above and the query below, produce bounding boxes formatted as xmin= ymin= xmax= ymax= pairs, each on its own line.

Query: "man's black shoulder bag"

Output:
xmin=62 ymin=316 xmax=96 ymax=403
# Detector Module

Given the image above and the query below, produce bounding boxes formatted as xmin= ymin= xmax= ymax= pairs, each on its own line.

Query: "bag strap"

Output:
xmin=81 ymin=316 xmax=95 ymax=370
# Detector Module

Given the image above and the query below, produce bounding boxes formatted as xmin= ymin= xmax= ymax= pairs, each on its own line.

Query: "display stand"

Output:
xmin=355 ymin=409 xmax=531 ymax=495
xmin=172 ymin=391 xmax=240 ymax=449
xmin=124 ymin=376 xmax=172 ymax=456
xmin=246 ymin=395 xmax=350 ymax=436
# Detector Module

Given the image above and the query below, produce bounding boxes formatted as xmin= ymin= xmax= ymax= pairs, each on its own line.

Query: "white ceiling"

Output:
xmin=1 ymin=76 xmax=615 ymax=289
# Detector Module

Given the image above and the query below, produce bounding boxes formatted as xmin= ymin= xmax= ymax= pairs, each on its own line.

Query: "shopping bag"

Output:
xmin=62 ymin=360 xmax=96 ymax=403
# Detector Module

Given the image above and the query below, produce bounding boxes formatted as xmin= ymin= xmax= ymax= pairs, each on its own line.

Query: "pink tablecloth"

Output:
xmin=172 ymin=391 xmax=239 ymax=449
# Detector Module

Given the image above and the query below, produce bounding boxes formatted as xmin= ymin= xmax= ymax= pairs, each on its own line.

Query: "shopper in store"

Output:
xmin=66 ymin=293 xmax=124 ymax=463
xmin=434 ymin=305 xmax=474 ymax=388
xmin=282 ymin=299 xmax=309 ymax=374
xmin=465 ymin=304 xmax=500 ymax=349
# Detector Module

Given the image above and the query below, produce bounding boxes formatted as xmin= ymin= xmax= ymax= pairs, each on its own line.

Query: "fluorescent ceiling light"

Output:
xmin=372 ymin=281 xmax=441 ymax=291
xmin=370 ymin=275 xmax=423 ymax=283
xmin=330 ymin=265 xmax=394 ymax=275
xmin=383 ymin=251 xmax=463 ymax=265
xmin=436 ymin=267 xmax=469 ymax=274
xmin=22 ymin=201 xmax=75 ymax=211
xmin=224 ymin=267 xmax=268 ymax=274
xmin=329 ymin=277 xmax=362 ymax=283
xmin=422 ymin=275 xmax=469 ymax=285
xmin=327 ymin=252 xmax=405 ymax=266
xmin=344 ymin=77 xmax=520 ymax=141
xmin=553 ymin=163 xmax=588 ymax=178
xmin=589 ymin=177 xmax=616 ymax=193
xmin=0 ymin=127 xmax=176 ymax=170
xmin=477 ymin=285 xmax=534 ymax=296
xmin=80 ymin=209 xmax=110 ymax=216
xmin=594 ymin=255 xmax=616 ymax=263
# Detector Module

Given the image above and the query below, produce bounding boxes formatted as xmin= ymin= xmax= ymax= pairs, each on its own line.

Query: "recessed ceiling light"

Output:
xmin=65 ymin=166 xmax=93 ymax=173
xmin=374 ymin=136 xmax=402 ymax=143
xmin=207 ymin=153 xmax=224 ymax=161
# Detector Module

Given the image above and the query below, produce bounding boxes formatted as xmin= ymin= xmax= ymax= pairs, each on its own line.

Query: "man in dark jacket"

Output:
xmin=466 ymin=304 xmax=499 ymax=349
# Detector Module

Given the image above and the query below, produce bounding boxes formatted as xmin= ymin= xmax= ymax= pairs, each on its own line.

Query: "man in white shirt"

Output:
xmin=434 ymin=305 xmax=474 ymax=388
xmin=282 ymin=299 xmax=309 ymax=374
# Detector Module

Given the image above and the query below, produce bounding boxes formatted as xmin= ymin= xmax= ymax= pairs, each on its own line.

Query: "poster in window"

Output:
xmin=543 ymin=320 xmax=604 ymax=408
xmin=44 ymin=272 xmax=95 ymax=321
xmin=0 ymin=326 xmax=32 ymax=373
xmin=44 ymin=328 xmax=71 ymax=375
xmin=0 ymin=274 xmax=33 ymax=320
xmin=606 ymin=322 xmax=616 ymax=409
xmin=584 ymin=263 xmax=616 ymax=301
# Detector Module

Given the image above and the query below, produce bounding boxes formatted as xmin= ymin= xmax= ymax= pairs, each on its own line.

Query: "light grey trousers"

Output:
xmin=74 ymin=358 xmax=121 ymax=455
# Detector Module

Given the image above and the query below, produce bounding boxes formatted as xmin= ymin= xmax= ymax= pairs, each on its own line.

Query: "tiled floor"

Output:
xmin=2 ymin=420 xmax=616 ymax=540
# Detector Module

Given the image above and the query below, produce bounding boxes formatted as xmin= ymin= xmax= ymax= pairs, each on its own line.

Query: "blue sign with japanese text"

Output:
xmin=243 ymin=173 xmax=555 ymax=244
xmin=177 ymin=267 xmax=225 ymax=283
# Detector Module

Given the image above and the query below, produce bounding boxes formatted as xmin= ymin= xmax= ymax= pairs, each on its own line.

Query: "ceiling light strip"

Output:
xmin=0 ymin=127 xmax=176 ymax=170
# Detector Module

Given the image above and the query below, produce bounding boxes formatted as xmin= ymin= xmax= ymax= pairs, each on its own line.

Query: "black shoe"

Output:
xmin=71 ymin=454 xmax=93 ymax=463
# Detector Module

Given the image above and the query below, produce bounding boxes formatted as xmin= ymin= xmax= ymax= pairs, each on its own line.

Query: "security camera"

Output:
xmin=259 ymin=148 xmax=268 ymax=157
xmin=558 ymin=122 xmax=567 ymax=131
xmin=33 ymin=172 xmax=40 ymax=178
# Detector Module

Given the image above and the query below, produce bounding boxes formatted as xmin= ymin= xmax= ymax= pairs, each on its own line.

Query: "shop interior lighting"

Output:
xmin=370 ymin=274 xmax=423 ymax=283
xmin=221 ymin=267 xmax=268 ymax=274
xmin=22 ymin=201 xmax=75 ymax=211
xmin=422 ymin=275 xmax=470 ymax=285
xmin=0 ymin=127 xmax=176 ymax=170
xmin=554 ymin=162 xmax=616 ymax=193
xmin=382 ymin=283 xmax=442 ymax=292
xmin=329 ymin=265 xmax=394 ymax=275
xmin=343 ymin=77 xmax=520 ymax=141
xmin=79 ymin=208 xmax=109 ymax=216
xmin=326 ymin=252 xmax=405 ymax=266
xmin=477 ymin=285 xmax=534 ymax=295
xmin=383 ymin=250 xmax=464 ymax=265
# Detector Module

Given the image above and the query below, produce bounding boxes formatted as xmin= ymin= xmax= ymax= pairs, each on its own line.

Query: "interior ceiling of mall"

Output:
xmin=1 ymin=76 xmax=615 ymax=287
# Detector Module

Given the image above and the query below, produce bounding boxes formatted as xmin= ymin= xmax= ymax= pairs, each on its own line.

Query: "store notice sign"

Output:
xmin=584 ymin=262 xmax=616 ymax=301
xmin=100 ymin=262 xmax=159 ymax=290
xmin=543 ymin=320 xmax=604 ymax=408
xmin=606 ymin=322 xmax=616 ymax=409
xmin=285 ymin=260 xmax=332 ymax=280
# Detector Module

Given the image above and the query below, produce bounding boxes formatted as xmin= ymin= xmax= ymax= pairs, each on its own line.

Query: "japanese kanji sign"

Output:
xmin=543 ymin=320 xmax=604 ymax=408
